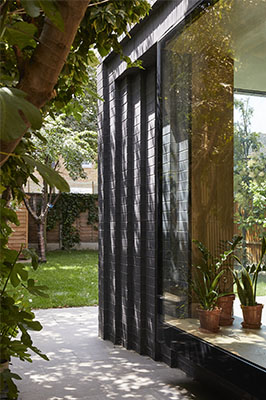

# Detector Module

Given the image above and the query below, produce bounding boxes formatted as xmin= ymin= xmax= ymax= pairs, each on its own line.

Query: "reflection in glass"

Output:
xmin=161 ymin=0 xmax=266 ymax=320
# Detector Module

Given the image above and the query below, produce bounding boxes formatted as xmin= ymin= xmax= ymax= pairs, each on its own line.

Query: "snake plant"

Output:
xmin=232 ymin=236 xmax=266 ymax=306
xmin=192 ymin=236 xmax=242 ymax=310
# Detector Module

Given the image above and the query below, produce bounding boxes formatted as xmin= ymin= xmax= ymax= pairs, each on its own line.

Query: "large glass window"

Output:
xmin=161 ymin=0 xmax=266 ymax=367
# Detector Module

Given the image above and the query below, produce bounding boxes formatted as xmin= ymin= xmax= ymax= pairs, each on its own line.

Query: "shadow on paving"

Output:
xmin=12 ymin=307 xmax=230 ymax=400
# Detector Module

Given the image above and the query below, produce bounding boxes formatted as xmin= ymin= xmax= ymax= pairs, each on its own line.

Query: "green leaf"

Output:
xmin=27 ymin=284 xmax=49 ymax=298
xmin=30 ymin=345 xmax=49 ymax=361
xmin=22 ymin=247 xmax=39 ymax=270
xmin=26 ymin=278 xmax=49 ymax=298
xmin=97 ymin=45 xmax=110 ymax=57
xmin=241 ymin=269 xmax=255 ymax=306
xmin=232 ymin=271 xmax=247 ymax=305
xmin=86 ymin=87 xmax=104 ymax=102
xmin=5 ymin=21 xmax=38 ymax=49
xmin=261 ymin=236 xmax=266 ymax=258
xmin=0 ymin=369 xmax=21 ymax=400
xmin=22 ymin=155 xmax=70 ymax=192
xmin=210 ymin=269 xmax=225 ymax=292
xmin=0 ymin=204 xmax=19 ymax=225
xmin=24 ymin=319 xmax=43 ymax=331
xmin=0 ymin=88 xmax=42 ymax=142
xmin=32 ymin=129 xmax=47 ymax=143
xmin=21 ymin=0 xmax=41 ymax=18
xmin=39 ymin=0 xmax=64 ymax=31
xmin=20 ymin=326 xmax=33 ymax=346
xmin=10 ymin=263 xmax=28 ymax=287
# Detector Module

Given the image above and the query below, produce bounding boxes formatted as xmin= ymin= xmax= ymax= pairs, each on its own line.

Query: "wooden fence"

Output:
xmin=28 ymin=211 xmax=98 ymax=247
xmin=8 ymin=203 xmax=28 ymax=256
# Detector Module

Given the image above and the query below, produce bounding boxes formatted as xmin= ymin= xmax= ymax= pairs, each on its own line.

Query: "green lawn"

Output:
xmin=23 ymin=250 xmax=98 ymax=309
xmin=257 ymin=273 xmax=266 ymax=296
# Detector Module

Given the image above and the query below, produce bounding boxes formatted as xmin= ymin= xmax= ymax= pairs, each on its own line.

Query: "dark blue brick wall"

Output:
xmin=98 ymin=59 xmax=158 ymax=357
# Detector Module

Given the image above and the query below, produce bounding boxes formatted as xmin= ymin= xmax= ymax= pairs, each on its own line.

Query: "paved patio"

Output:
xmin=13 ymin=307 xmax=229 ymax=400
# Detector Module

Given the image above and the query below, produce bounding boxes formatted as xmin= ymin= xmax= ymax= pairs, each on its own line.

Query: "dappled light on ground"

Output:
xmin=12 ymin=307 xmax=225 ymax=400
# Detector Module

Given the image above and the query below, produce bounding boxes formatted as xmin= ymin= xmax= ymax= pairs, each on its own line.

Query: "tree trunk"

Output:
xmin=37 ymin=220 xmax=47 ymax=263
xmin=0 ymin=0 xmax=90 ymax=166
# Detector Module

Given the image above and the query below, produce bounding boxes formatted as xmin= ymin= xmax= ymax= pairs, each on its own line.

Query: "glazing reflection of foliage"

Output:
xmin=162 ymin=0 xmax=236 ymax=317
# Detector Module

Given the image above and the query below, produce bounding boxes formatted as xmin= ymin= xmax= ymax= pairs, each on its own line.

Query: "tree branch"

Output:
xmin=44 ymin=191 xmax=61 ymax=219
xmin=88 ymin=0 xmax=110 ymax=7
xmin=13 ymin=45 xmax=26 ymax=78
xmin=41 ymin=178 xmax=48 ymax=217
xmin=1 ymin=0 xmax=90 ymax=167
xmin=23 ymin=193 xmax=40 ymax=222
xmin=17 ymin=0 xmax=90 ymax=108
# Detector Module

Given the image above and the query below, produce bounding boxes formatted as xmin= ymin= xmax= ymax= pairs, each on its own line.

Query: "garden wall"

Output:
xmin=8 ymin=202 xmax=28 ymax=256
xmin=28 ymin=194 xmax=98 ymax=250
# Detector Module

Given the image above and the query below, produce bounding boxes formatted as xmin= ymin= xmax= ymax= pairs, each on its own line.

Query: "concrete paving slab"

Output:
xmin=11 ymin=307 xmax=229 ymax=400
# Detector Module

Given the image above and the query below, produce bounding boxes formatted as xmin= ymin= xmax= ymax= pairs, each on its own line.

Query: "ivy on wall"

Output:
xmin=47 ymin=193 xmax=98 ymax=250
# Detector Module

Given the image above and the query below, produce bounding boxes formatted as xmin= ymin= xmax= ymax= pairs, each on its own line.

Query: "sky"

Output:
xmin=234 ymin=93 xmax=266 ymax=135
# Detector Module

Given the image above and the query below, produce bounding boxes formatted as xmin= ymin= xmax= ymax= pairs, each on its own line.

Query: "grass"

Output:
xmin=15 ymin=250 xmax=266 ymax=309
xmin=22 ymin=250 xmax=98 ymax=309
xmin=256 ymin=273 xmax=266 ymax=297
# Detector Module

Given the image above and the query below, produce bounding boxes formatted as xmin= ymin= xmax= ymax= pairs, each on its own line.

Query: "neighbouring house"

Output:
xmin=26 ymin=162 xmax=98 ymax=195
xmin=98 ymin=1 xmax=266 ymax=399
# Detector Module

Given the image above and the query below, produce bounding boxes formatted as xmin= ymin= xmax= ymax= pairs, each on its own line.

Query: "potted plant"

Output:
xmin=192 ymin=236 xmax=242 ymax=332
xmin=232 ymin=236 xmax=266 ymax=329
xmin=192 ymin=267 xmax=224 ymax=333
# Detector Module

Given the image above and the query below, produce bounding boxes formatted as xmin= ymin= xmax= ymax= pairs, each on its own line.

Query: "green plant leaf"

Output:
xmin=22 ymin=248 xmax=39 ymax=270
xmin=22 ymin=155 xmax=70 ymax=192
xmin=0 ymin=88 xmax=42 ymax=142
xmin=30 ymin=345 xmax=49 ymax=361
xmin=26 ymin=278 xmax=49 ymax=298
xmin=210 ymin=269 xmax=225 ymax=292
xmin=10 ymin=263 xmax=28 ymax=287
xmin=24 ymin=319 xmax=43 ymax=331
xmin=86 ymin=87 xmax=104 ymax=102
xmin=21 ymin=0 xmax=41 ymax=18
xmin=39 ymin=0 xmax=64 ymax=31
xmin=4 ymin=21 xmax=38 ymax=49
xmin=20 ymin=326 xmax=33 ymax=346
xmin=0 ymin=204 xmax=19 ymax=225
xmin=261 ymin=236 xmax=266 ymax=258
xmin=232 ymin=270 xmax=247 ymax=305
xmin=0 ymin=369 xmax=21 ymax=400
xmin=241 ymin=269 xmax=255 ymax=306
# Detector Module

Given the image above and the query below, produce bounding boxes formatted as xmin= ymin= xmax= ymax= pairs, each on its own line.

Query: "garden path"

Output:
xmin=13 ymin=307 xmax=234 ymax=400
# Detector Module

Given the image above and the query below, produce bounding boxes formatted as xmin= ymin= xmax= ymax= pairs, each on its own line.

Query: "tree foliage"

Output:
xmin=234 ymin=98 xmax=266 ymax=240
xmin=0 ymin=0 xmax=150 ymax=143
xmin=0 ymin=0 xmax=150 ymax=397
xmin=23 ymin=84 xmax=98 ymax=262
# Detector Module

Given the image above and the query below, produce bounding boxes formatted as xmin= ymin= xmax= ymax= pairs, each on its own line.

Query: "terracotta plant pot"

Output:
xmin=197 ymin=307 xmax=222 ymax=333
xmin=241 ymin=304 xmax=264 ymax=329
xmin=217 ymin=294 xmax=235 ymax=326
